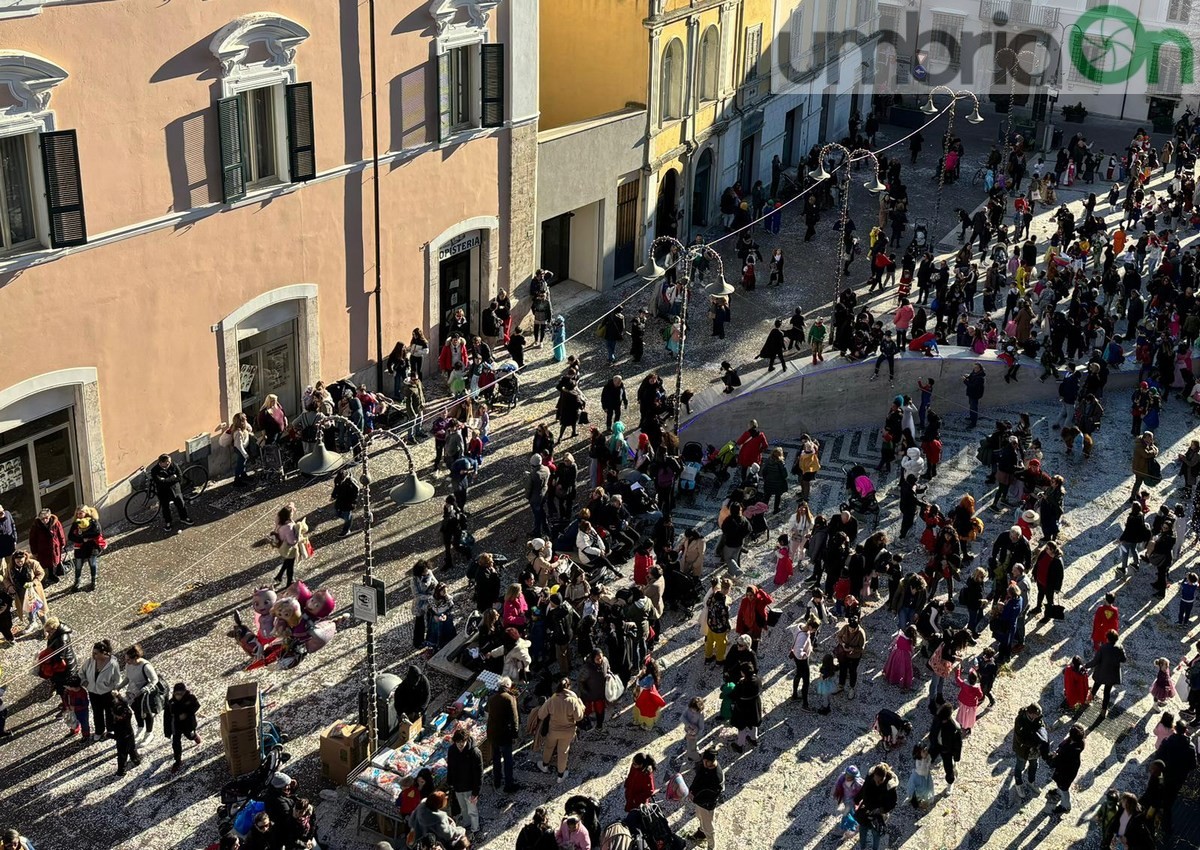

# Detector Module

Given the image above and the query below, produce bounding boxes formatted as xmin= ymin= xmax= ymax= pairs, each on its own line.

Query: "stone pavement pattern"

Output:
xmin=1 ymin=110 xmax=1195 ymax=850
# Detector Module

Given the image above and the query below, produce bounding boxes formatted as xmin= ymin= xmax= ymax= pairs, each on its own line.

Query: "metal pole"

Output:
xmin=673 ymin=263 xmax=689 ymax=433
xmin=360 ymin=437 xmax=379 ymax=754
xmin=368 ymin=0 xmax=385 ymax=391
xmin=933 ymin=104 xmax=955 ymax=234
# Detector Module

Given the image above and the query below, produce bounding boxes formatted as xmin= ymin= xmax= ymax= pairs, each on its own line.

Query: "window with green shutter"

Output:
xmin=285 ymin=82 xmax=317 ymax=181
xmin=217 ymin=96 xmax=247 ymax=203
xmin=481 ymin=44 xmax=505 ymax=127
xmin=39 ymin=130 xmax=87 ymax=249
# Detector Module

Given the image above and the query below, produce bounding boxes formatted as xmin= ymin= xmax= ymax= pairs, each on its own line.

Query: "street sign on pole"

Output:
xmin=353 ymin=579 xmax=387 ymax=624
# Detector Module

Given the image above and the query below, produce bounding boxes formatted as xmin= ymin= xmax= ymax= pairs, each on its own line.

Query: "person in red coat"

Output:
xmin=735 ymin=420 xmax=769 ymax=477
xmin=1092 ymin=593 xmax=1120 ymax=653
xmin=28 ymin=508 xmax=66 ymax=581
xmin=438 ymin=333 xmax=468 ymax=377
xmin=735 ymin=585 xmax=774 ymax=650
xmin=1063 ymin=656 xmax=1091 ymax=709
xmin=624 ymin=753 xmax=658 ymax=811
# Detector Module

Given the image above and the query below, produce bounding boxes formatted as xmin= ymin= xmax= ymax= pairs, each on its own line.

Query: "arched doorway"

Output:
xmin=691 ymin=149 xmax=713 ymax=228
xmin=655 ymin=168 xmax=679 ymax=243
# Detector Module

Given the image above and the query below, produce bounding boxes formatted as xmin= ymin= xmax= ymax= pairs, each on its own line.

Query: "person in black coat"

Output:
xmin=759 ymin=319 xmax=788 ymax=372
xmin=151 ymin=454 xmax=193 ymax=532
xmin=855 ymin=763 xmax=900 ymax=848
xmin=1086 ymin=630 xmax=1127 ymax=717
xmin=963 ymin=365 xmax=986 ymax=427
xmin=446 ymin=727 xmax=484 ymax=834
xmin=989 ymin=527 xmax=1032 ymax=595
xmin=600 ymin=377 xmax=628 ymax=432
xmin=516 ymin=808 xmax=559 ymax=850
xmin=331 ymin=468 xmax=360 ymax=538
xmin=473 ymin=555 xmax=502 ymax=613
xmin=1152 ymin=723 xmax=1199 ymax=832
xmin=730 ymin=666 xmax=763 ymax=752
xmin=1049 ymin=724 xmax=1085 ymax=813
xmin=689 ymin=749 xmax=725 ymax=848
xmin=164 ymin=682 xmax=202 ymax=767
xmin=929 ymin=703 xmax=963 ymax=786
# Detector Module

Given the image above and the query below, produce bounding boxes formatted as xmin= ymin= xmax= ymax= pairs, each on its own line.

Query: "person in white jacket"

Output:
xmin=900 ymin=447 xmax=927 ymax=482
xmin=122 ymin=644 xmax=162 ymax=742
xmin=81 ymin=638 xmax=126 ymax=741
xmin=789 ymin=618 xmax=818 ymax=707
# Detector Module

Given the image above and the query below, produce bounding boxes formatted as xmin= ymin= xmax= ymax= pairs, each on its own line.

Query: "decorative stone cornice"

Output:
xmin=0 ymin=50 xmax=68 ymax=114
xmin=428 ymin=0 xmax=499 ymax=35
xmin=210 ymin=12 xmax=310 ymax=79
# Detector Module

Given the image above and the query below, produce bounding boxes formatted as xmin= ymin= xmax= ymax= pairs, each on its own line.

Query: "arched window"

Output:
xmin=699 ymin=27 xmax=720 ymax=102
xmin=660 ymin=38 xmax=684 ymax=122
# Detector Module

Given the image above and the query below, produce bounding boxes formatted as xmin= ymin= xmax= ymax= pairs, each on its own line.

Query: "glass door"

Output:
xmin=0 ymin=444 xmax=35 ymax=531
xmin=34 ymin=426 xmax=78 ymax=519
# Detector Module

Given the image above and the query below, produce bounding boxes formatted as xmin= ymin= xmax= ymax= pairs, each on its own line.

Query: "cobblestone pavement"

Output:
xmin=0 ymin=112 xmax=1190 ymax=850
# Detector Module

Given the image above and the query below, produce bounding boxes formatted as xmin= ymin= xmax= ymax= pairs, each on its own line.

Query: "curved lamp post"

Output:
xmin=994 ymin=48 xmax=1041 ymax=163
xmin=297 ymin=416 xmax=433 ymax=751
xmin=640 ymin=236 xmax=730 ymax=431
xmin=809 ymin=143 xmax=887 ymax=307
xmin=920 ymin=87 xmax=986 ymax=233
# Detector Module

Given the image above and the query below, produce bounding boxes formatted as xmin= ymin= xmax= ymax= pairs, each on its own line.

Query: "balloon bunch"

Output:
xmin=229 ymin=581 xmax=337 ymax=670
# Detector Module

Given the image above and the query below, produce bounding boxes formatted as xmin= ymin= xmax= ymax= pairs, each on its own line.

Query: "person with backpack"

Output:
xmin=544 ymin=593 xmax=578 ymax=676
xmin=122 ymin=644 xmax=164 ymax=742
xmin=703 ymin=586 xmax=732 ymax=664
xmin=688 ymin=748 xmax=725 ymax=850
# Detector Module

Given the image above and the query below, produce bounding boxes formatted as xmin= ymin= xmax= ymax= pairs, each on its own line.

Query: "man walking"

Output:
xmin=689 ymin=749 xmax=725 ymax=850
xmin=536 ymin=678 xmax=585 ymax=783
xmin=527 ymin=454 xmax=550 ymax=537
xmin=446 ymin=727 xmax=483 ymax=837
xmin=486 ymin=676 xmax=520 ymax=793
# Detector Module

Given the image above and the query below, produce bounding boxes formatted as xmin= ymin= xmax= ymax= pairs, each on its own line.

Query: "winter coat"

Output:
xmin=964 ymin=369 xmax=986 ymax=400
xmin=164 ymin=691 xmax=201 ymax=737
xmin=735 ymin=429 xmax=769 ymax=469
xmin=1088 ymin=642 xmax=1127 ymax=686
xmin=536 ymin=689 xmax=585 ymax=734
xmin=1132 ymin=437 xmax=1159 ymax=476
xmin=150 ymin=462 xmax=184 ymax=500
xmin=624 ymin=766 xmax=657 ymax=812
xmin=580 ymin=657 xmax=610 ymax=703
xmin=854 ymin=773 xmax=899 ymax=827
xmin=730 ymin=675 xmax=763 ymax=730
xmin=835 ymin=623 xmax=866 ymax=659
xmin=930 ymin=714 xmax=963 ymax=761
xmin=446 ymin=741 xmax=484 ymax=796
xmin=600 ymin=381 xmax=628 ymax=413
xmin=1119 ymin=510 xmax=1152 ymax=545
xmin=410 ymin=800 xmax=466 ymax=849
xmin=332 ymin=477 xmax=360 ymax=512
xmin=690 ymin=762 xmax=725 ymax=809
xmin=1051 ymin=738 xmax=1084 ymax=788
xmin=1012 ymin=710 xmax=1047 ymax=760
xmin=82 ymin=656 xmax=125 ymax=696
xmin=28 ymin=515 xmax=66 ymax=574
xmin=761 ymin=457 xmax=789 ymax=497
xmin=68 ymin=519 xmax=103 ymax=559
xmin=124 ymin=659 xmax=162 ymax=708
xmin=486 ymin=689 xmax=519 ymax=746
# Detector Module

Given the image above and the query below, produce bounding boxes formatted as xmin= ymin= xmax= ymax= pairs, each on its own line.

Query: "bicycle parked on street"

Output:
xmin=123 ymin=462 xmax=210 ymax=525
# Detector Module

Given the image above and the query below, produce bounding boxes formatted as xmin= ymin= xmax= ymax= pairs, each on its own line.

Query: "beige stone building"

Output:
xmin=0 ymin=0 xmax=538 ymax=525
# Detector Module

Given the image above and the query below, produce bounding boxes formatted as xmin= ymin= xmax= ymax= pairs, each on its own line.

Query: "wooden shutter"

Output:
xmin=39 ymin=130 xmax=87 ymax=248
xmin=217 ymin=96 xmax=246 ymax=203
xmin=285 ymin=82 xmax=317 ymax=182
xmin=400 ymin=66 xmax=428 ymax=149
xmin=437 ymin=52 xmax=452 ymax=142
xmin=481 ymin=43 xmax=505 ymax=128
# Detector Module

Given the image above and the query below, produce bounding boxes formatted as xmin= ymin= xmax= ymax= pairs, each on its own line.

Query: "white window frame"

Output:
xmin=437 ymin=29 xmax=486 ymax=139
xmin=210 ymin=14 xmax=310 ymax=191
xmin=744 ymin=23 xmax=763 ymax=81
xmin=0 ymin=50 xmax=68 ymax=253
xmin=0 ymin=134 xmax=43 ymax=253
xmin=1168 ymin=0 xmax=1191 ymax=22
xmin=237 ymin=85 xmax=287 ymax=189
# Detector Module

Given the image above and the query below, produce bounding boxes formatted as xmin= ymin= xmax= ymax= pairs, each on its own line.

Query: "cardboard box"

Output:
xmin=221 ymin=725 xmax=260 ymax=777
xmin=394 ymin=715 xmax=422 ymax=747
xmin=320 ymin=722 xmax=369 ymax=786
xmin=221 ymin=683 xmax=260 ymax=733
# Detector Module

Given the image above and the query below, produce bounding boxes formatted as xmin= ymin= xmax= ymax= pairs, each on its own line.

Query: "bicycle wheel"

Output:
xmin=124 ymin=489 xmax=159 ymax=526
xmin=182 ymin=464 xmax=210 ymax=501
xmin=971 ymin=169 xmax=982 ymax=187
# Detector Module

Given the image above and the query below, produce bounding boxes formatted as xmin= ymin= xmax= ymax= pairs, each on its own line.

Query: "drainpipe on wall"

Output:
xmin=369 ymin=0 xmax=385 ymax=390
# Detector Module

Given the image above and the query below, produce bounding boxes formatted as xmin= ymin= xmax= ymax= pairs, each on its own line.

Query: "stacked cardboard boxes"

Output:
xmin=220 ymin=683 xmax=261 ymax=776
xmin=319 ymin=722 xmax=369 ymax=786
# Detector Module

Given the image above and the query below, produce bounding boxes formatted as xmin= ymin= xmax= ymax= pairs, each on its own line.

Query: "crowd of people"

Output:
xmin=11 ymin=106 xmax=1200 ymax=850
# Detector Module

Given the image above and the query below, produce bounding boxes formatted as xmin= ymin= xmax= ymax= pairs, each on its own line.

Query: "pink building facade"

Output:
xmin=0 ymin=0 xmax=539 ymax=525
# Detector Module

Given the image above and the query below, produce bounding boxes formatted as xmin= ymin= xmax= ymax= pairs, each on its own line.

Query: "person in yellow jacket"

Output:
xmin=536 ymin=678 xmax=585 ymax=783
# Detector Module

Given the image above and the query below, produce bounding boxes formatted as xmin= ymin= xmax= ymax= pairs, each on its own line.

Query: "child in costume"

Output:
xmin=906 ymin=743 xmax=935 ymax=809
xmin=1064 ymin=656 xmax=1091 ymax=709
xmin=883 ymin=626 xmax=917 ymax=689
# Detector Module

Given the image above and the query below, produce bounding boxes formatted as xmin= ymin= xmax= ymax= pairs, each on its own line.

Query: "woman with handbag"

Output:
xmin=123 ymin=643 xmax=163 ymax=741
xmin=269 ymin=502 xmax=309 ymax=589
xmin=409 ymin=328 xmax=431 ymax=375
xmin=68 ymin=505 xmax=104 ymax=592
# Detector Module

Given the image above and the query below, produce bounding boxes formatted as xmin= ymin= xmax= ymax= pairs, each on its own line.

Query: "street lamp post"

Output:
xmin=994 ymin=48 xmax=1041 ymax=163
xmin=297 ymin=419 xmax=434 ymax=752
xmin=920 ymin=88 xmax=985 ymax=233
xmin=808 ymin=144 xmax=887 ymax=307
xmin=640 ymin=238 xmax=730 ymax=431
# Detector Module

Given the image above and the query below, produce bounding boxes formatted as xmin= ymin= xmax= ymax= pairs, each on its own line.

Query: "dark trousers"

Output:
xmin=274 ymin=557 xmax=295 ymax=586
xmin=116 ymin=738 xmax=141 ymax=773
xmin=90 ymin=691 xmax=114 ymax=737
xmin=874 ymin=353 xmax=895 ymax=378
xmin=159 ymin=494 xmax=189 ymax=526
xmin=792 ymin=657 xmax=810 ymax=703
xmin=413 ymin=612 xmax=427 ymax=648
xmin=134 ymin=695 xmax=156 ymax=734
xmin=606 ymin=408 xmax=619 ymax=430
xmin=492 ymin=741 xmax=515 ymax=788
xmin=766 ymin=352 xmax=787 ymax=370
xmin=1034 ymin=585 xmax=1055 ymax=611
xmin=939 ymin=752 xmax=957 ymax=784
xmin=1089 ymin=681 xmax=1114 ymax=712
xmin=172 ymin=722 xmax=199 ymax=763
xmin=899 ymin=510 xmax=916 ymax=538
xmin=838 ymin=657 xmax=861 ymax=688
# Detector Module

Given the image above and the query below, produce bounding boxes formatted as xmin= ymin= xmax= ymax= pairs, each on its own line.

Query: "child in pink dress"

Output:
xmin=954 ymin=668 xmax=984 ymax=732
xmin=1151 ymin=657 xmax=1177 ymax=704
xmin=882 ymin=626 xmax=918 ymax=689
xmin=773 ymin=534 xmax=793 ymax=586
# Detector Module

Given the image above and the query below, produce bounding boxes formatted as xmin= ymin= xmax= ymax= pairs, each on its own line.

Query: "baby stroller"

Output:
xmin=663 ymin=559 xmax=705 ymax=612
xmin=844 ymin=465 xmax=880 ymax=525
xmin=626 ymin=801 xmax=686 ymax=850
xmin=495 ymin=363 xmax=520 ymax=411
xmin=909 ymin=222 xmax=928 ymax=252
xmin=680 ymin=441 xmax=705 ymax=503
xmin=705 ymin=441 xmax=737 ymax=495
xmin=745 ymin=501 xmax=770 ymax=542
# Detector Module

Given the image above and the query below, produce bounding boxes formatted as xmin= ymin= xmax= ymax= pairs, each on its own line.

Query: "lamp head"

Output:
xmin=297 ymin=444 xmax=346 ymax=477
xmin=920 ymin=96 xmax=939 ymax=115
xmin=709 ymin=273 xmax=735 ymax=296
xmin=637 ymin=257 xmax=666 ymax=281
xmin=808 ymin=164 xmax=831 ymax=181
xmin=390 ymin=473 xmax=435 ymax=506
xmin=865 ymin=174 xmax=888 ymax=194
xmin=966 ymin=104 xmax=985 ymax=124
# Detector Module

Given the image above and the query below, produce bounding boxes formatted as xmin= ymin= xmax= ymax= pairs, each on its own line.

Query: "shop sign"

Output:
xmin=438 ymin=231 xmax=481 ymax=262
